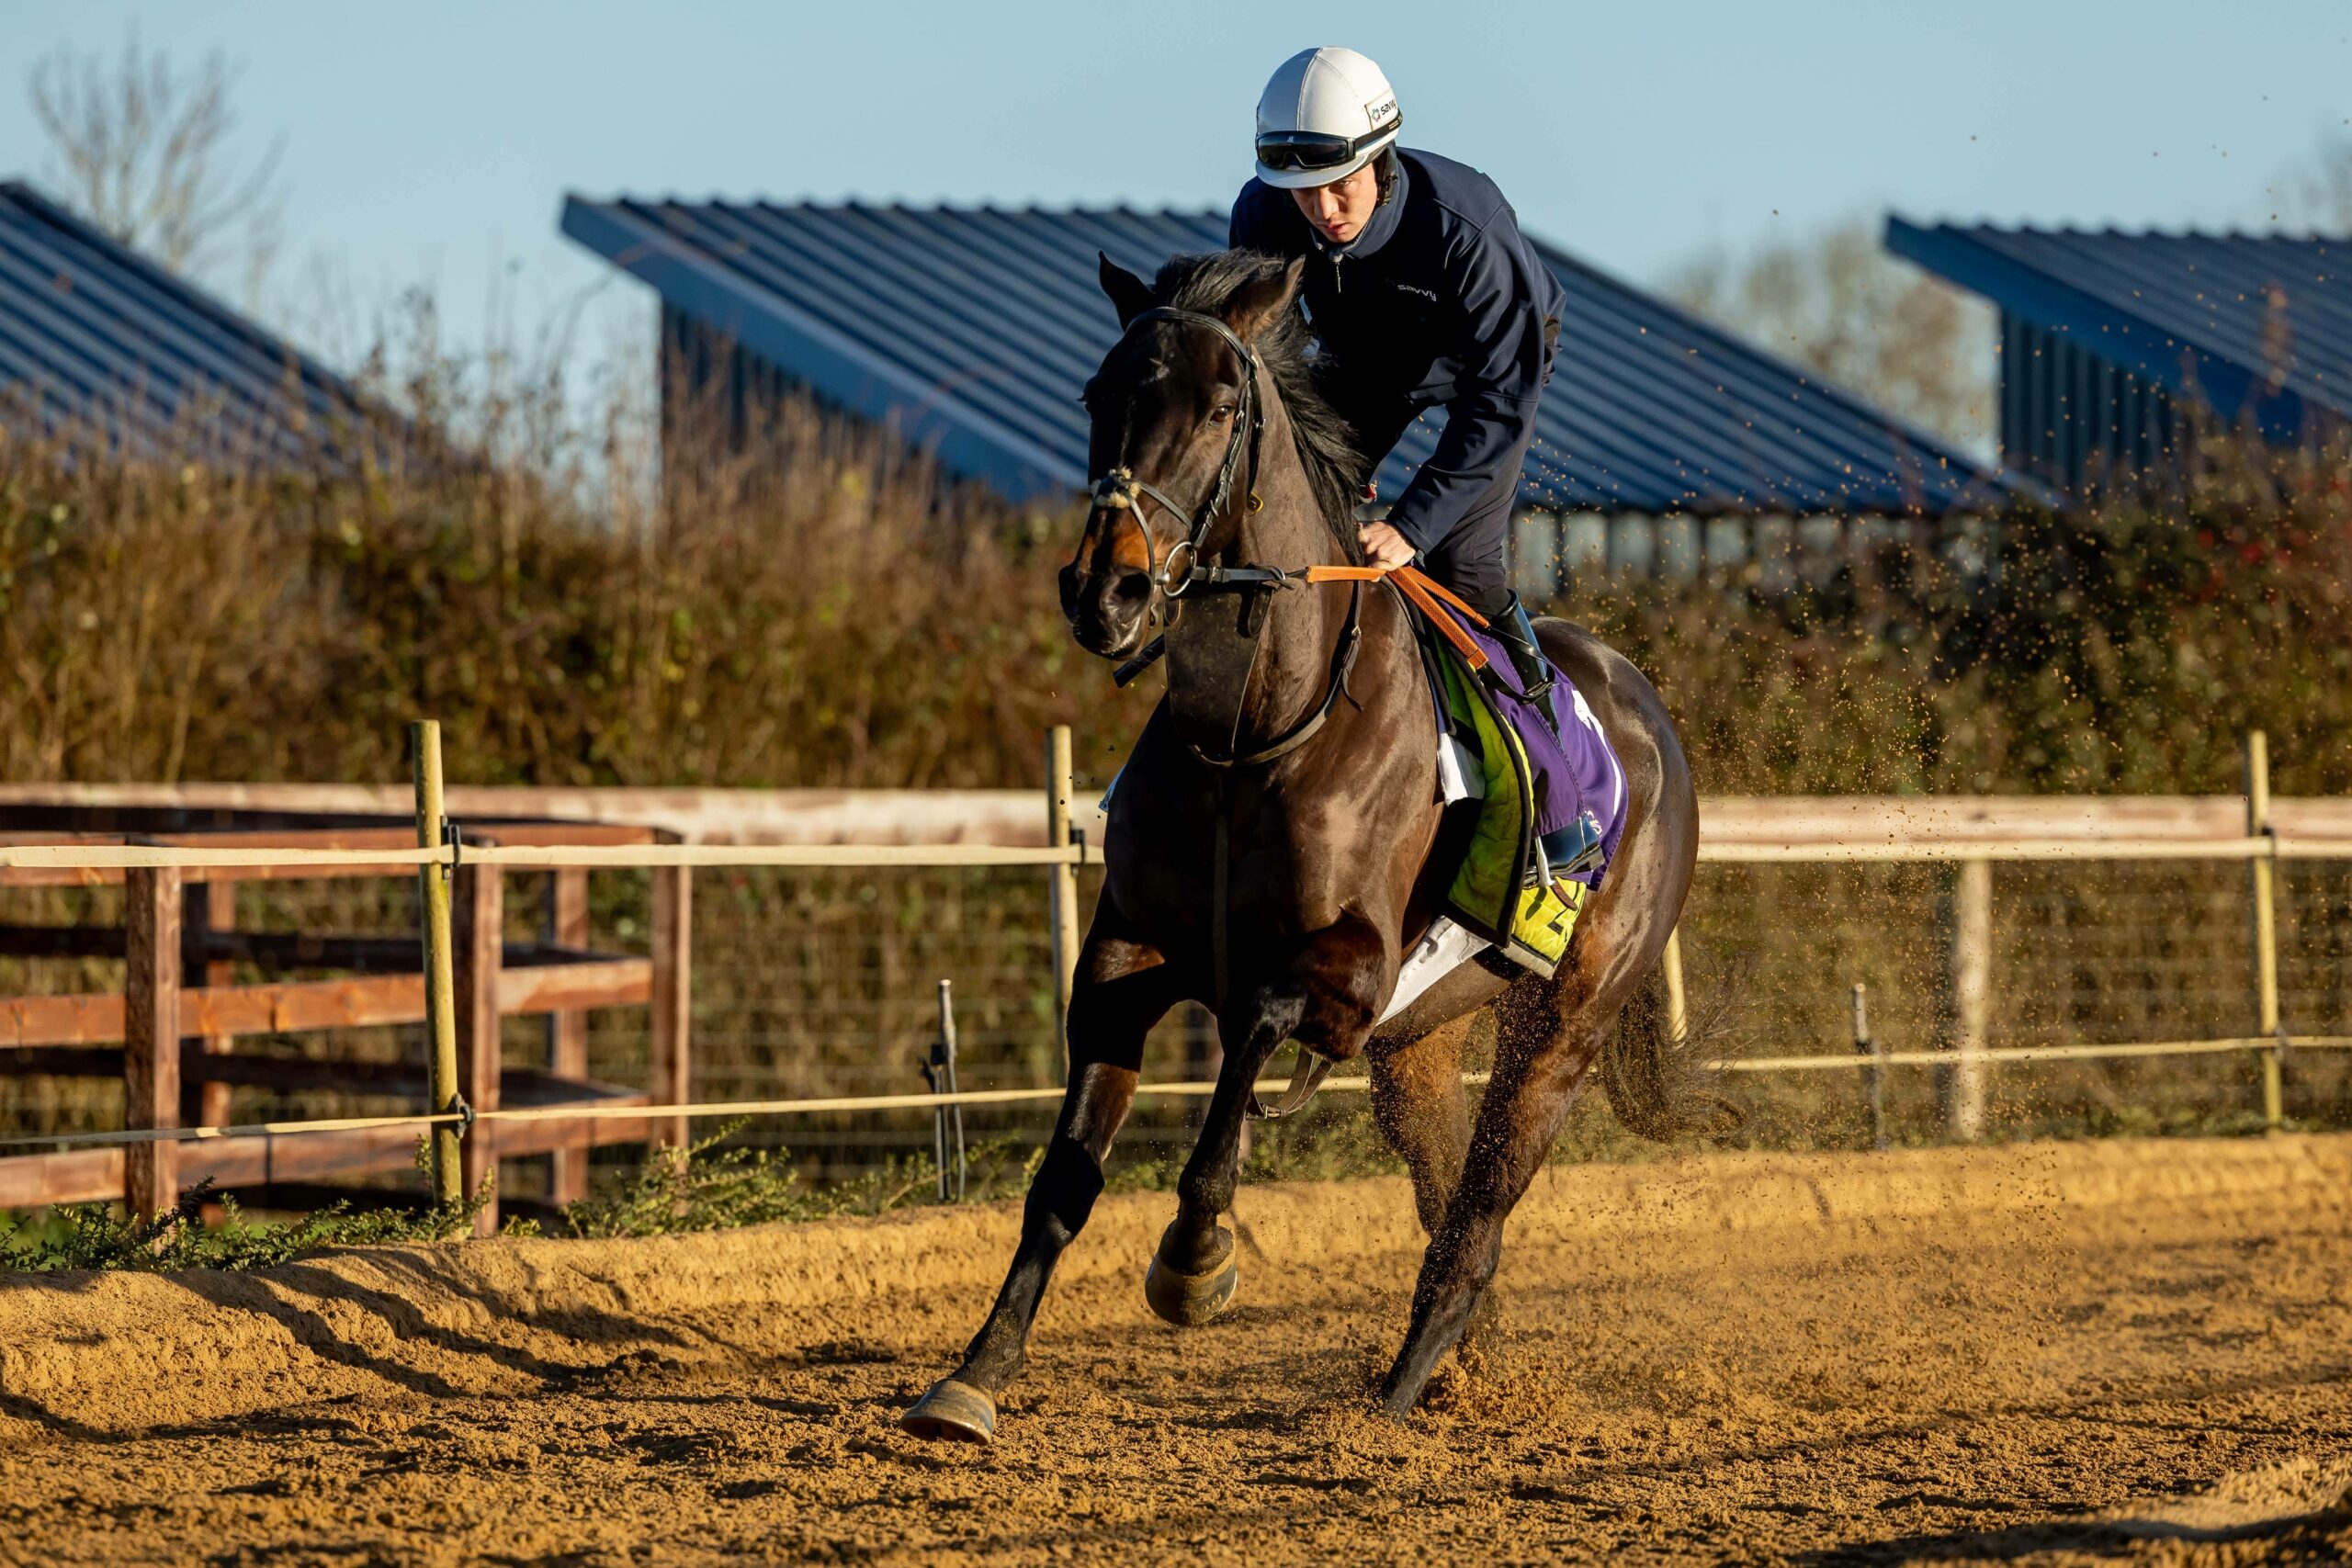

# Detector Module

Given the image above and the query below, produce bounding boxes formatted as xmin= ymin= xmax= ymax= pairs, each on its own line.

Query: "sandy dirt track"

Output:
xmin=1 ymin=1134 xmax=2348 ymax=1566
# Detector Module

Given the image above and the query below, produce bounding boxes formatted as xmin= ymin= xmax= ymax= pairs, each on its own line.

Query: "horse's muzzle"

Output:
xmin=1063 ymin=565 xmax=1156 ymax=660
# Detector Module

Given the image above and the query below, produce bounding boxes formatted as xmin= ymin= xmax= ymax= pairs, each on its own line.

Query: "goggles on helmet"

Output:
xmin=1253 ymin=117 xmax=1402 ymax=175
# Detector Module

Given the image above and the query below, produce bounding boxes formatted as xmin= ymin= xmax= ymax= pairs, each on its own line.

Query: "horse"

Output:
xmin=901 ymin=248 xmax=1722 ymax=1443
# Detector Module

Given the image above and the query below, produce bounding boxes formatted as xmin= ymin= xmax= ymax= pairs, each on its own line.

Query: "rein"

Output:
xmin=1179 ymin=565 xmax=1493 ymax=768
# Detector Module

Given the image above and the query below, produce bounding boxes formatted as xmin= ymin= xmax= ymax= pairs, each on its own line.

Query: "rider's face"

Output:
xmin=1289 ymin=164 xmax=1380 ymax=244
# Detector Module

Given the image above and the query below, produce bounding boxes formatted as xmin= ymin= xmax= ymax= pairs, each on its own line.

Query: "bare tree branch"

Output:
xmin=27 ymin=33 xmax=285 ymax=303
xmin=1667 ymin=218 xmax=1996 ymax=457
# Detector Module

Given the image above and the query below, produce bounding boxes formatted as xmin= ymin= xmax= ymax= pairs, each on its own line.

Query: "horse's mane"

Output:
xmin=1155 ymin=251 xmax=1367 ymax=564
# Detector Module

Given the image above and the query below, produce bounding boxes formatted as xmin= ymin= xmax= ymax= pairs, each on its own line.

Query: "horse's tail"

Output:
xmin=1599 ymin=961 xmax=1745 ymax=1143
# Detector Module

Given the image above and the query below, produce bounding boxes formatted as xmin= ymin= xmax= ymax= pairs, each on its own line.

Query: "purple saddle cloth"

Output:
xmin=1437 ymin=613 xmax=1629 ymax=886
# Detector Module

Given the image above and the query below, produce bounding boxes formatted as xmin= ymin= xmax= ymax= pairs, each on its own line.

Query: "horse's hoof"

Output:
xmin=1145 ymin=1227 xmax=1239 ymax=1326
xmin=1375 ymin=1372 xmax=1426 ymax=1422
xmin=899 ymin=1377 xmax=996 ymax=1443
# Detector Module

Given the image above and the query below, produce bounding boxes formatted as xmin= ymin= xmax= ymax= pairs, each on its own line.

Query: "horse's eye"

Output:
xmin=1207 ymin=403 xmax=1235 ymax=425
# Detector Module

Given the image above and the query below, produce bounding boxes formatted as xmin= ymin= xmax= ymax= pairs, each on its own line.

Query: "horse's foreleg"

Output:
xmin=1378 ymin=1008 xmax=1603 ymax=1417
xmin=1149 ymin=913 xmax=1393 ymax=1325
xmin=900 ymin=923 xmax=1175 ymax=1442
xmin=1142 ymin=987 xmax=1300 ymax=1325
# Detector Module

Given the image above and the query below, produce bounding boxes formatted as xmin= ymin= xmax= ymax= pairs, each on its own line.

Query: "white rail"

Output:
xmin=8 ymin=836 xmax=2350 ymax=873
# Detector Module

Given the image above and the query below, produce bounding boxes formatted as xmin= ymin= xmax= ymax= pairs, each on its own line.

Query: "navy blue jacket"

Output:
xmin=1230 ymin=148 xmax=1565 ymax=555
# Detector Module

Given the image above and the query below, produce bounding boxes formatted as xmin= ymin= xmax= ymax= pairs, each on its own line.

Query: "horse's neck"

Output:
xmin=1163 ymin=404 xmax=1352 ymax=756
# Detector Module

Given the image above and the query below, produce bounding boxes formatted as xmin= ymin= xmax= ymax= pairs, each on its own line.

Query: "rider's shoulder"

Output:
xmin=1397 ymin=149 xmax=1510 ymax=235
xmin=1230 ymin=176 xmax=1306 ymax=249
xmin=1232 ymin=175 xmax=1288 ymax=218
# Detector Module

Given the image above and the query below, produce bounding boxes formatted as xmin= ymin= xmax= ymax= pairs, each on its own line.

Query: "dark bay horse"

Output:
xmin=902 ymin=249 xmax=1722 ymax=1443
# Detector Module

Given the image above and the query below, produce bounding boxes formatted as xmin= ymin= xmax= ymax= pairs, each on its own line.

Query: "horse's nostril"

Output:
xmin=1107 ymin=570 xmax=1153 ymax=607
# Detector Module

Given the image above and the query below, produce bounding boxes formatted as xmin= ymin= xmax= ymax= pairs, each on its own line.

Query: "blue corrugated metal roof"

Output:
xmin=565 ymin=194 xmax=2032 ymax=515
xmin=1886 ymin=217 xmax=2352 ymax=445
xmin=0 ymin=179 xmax=375 ymax=462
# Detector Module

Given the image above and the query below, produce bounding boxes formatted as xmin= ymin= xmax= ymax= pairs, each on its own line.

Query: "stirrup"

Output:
xmin=1536 ymin=811 xmax=1606 ymax=885
xmin=1247 ymin=1042 xmax=1335 ymax=1121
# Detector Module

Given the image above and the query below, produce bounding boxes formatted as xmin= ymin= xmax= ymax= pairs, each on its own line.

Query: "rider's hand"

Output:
xmin=1357 ymin=521 xmax=1417 ymax=570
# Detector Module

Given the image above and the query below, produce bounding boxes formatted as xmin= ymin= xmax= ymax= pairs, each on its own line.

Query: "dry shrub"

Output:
xmin=1568 ymin=458 xmax=2352 ymax=798
xmin=5 ymin=408 xmax=2347 ymax=796
xmin=0 ymin=387 xmax=1156 ymax=789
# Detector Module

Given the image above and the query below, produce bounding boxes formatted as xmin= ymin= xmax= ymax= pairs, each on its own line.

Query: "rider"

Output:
xmin=1230 ymin=45 xmax=1568 ymax=732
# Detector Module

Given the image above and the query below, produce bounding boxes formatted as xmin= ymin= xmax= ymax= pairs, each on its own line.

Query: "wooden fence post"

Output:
xmin=452 ymin=857 xmax=503 ymax=1235
xmin=1046 ymin=726 xmax=1081 ymax=1063
xmin=2246 ymin=731 xmax=2285 ymax=1132
xmin=547 ymin=867 xmax=592 ymax=1203
xmin=1945 ymin=857 xmax=1992 ymax=1142
xmin=412 ymin=720 xmax=463 ymax=1209
xmin=124 ymin=866 xmax=182 ymax=1220
xmin=649 ymin=838 xmax=692 ymax=1154
xmin=182 ymin=881 xmax=235 ymax=1131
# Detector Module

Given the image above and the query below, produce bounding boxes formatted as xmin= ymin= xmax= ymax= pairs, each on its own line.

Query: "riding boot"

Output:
xmin=1490 ymin=592 xmax=1560 ymax=736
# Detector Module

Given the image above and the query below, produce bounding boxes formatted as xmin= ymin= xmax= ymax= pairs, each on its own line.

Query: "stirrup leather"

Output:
xmin=1492 ymin=593 xmax=1560 ymax=731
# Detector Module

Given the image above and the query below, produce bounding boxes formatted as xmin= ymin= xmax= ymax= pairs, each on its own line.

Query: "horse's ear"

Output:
xmin=1221 ymin=256 xmax=1306 ymax=344
xmin=1098 ymin=253 xmax=1156 ymax=326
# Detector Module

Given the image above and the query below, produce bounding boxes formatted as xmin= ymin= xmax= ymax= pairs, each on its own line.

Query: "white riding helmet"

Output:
xmin=1252 ymin=47 xmax=1403 ymax=190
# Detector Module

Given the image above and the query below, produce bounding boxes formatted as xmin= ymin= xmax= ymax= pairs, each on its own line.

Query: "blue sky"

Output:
xmin=7 ymin=0 xmax=2349 ymax=383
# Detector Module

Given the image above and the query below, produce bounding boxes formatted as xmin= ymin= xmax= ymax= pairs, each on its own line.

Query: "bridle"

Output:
xmin=1076 ymin=306 xmax=1266 ymax=602
xmin=1068 ymin=305 xmax=1363 ymax=770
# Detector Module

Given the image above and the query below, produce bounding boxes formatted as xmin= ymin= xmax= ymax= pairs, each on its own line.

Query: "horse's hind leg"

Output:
xmin=1372 ymin=1003 xmax=1537 ymax=1358
xmin=1378 ymin=987 xmax=1608 ymax=1417
xmin=1369 ymin=1012 xmax=1476 ymax=1237
xmin=901 ymin=914 xmax=1179 ymax=1442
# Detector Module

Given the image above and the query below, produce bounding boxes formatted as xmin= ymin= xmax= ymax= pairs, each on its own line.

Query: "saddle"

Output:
xmin=1404 ymin=593 xmax=1627 ymax=982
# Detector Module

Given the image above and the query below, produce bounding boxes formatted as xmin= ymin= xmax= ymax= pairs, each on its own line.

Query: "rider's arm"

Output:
xmin=1380 ymin=210 xmax=1555 ymax=558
